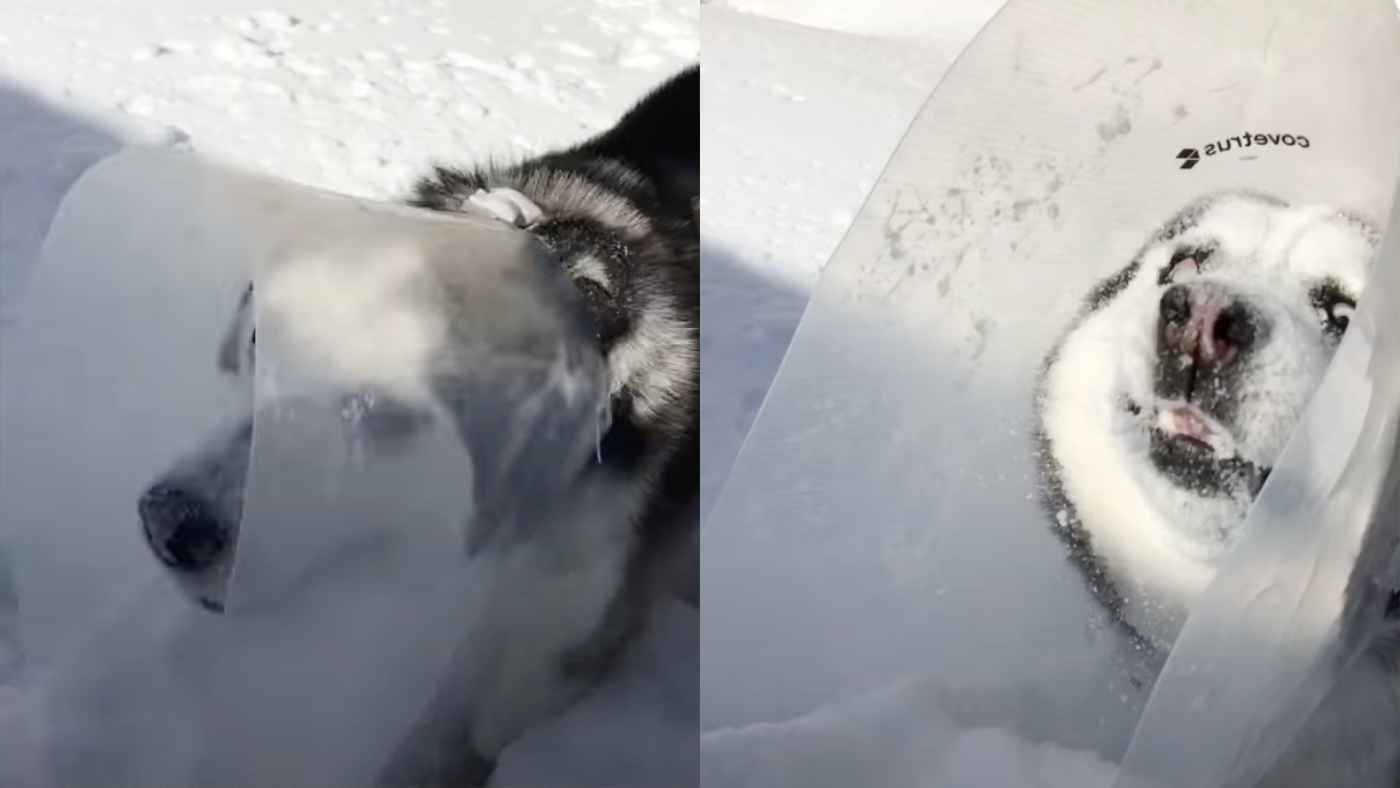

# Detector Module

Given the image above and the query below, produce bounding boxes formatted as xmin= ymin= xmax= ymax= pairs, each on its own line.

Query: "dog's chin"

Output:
xmin=172 ymin=568 xmax=233 ymax=615
xmin=1129 ymin=397 xmax=1272 ymax=499
xmin=172 ymin=585 xmax=227 ymax=615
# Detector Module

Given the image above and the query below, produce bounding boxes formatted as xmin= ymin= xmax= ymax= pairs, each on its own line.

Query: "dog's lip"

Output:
xmin=1137 ymin=399 xmax=1239 ymax=459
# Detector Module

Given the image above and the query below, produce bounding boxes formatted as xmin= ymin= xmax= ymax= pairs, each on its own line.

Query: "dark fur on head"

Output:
xmin=380 ymin=66 xmax=699 ymax=787
xmin=408 ymin=62 xmax=698 ymax=592
xmin=410 ymin=64 xmax=698 ymax=483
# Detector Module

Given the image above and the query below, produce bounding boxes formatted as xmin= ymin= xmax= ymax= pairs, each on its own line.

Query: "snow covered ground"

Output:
xmin=0 ymin=0 xmax=697 ymax=201
xmin=698 ymin=6 xmax=956 ymax=518
xmin=697 ymin=0 xmax=1007 ymax=520
xmin=0 ymin=0 xmax=695 ymax=785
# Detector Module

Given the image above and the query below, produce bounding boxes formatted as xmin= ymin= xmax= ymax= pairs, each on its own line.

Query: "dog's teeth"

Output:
xmin=1155 ymin=403 xmax=1240 ymax=459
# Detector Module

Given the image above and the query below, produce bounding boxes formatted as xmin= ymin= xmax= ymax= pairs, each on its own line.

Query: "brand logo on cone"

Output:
xmin=1174 ymin=133 xmax=1310 ymax=171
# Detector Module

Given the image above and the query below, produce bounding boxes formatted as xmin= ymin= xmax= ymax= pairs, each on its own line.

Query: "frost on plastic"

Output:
xmin=0 ymin=148 xmax=607 ymax=786
xmin=700 ymin=0 xmax=1400 ymax=785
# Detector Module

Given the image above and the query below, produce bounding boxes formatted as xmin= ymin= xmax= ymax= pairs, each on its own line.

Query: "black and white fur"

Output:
xmin=136 ymin=65 xmax=698 ymax=786
xmin=1037 ymin=191 xmax=1400 ymax=784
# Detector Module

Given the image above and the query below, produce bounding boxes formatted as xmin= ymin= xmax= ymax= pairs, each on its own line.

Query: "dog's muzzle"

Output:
xmin=1144 ymin=281 xmax=1276 ymax=496
xmin=1155 ymin=282 xmax=1269 ymax=409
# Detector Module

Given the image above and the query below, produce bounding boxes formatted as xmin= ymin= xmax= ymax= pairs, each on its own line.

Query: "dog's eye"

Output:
xmin=582 ymin=293 xmax=630 ymax=347
xmin=1328 ymin=302 xmax=1355 ymax=331
xmin=575 ymin=275 xmax=614 ymax=302
xmin=568 ymin=270 xmax=628 ymax=347
xmin=1311 ymin=282 xmax=1356 ymax=336
xmin=1157 ymin=245 xmax=1216 ymax=286
xmin=565 ymin=252 xmax=617 ymax=299
xmin=340 ymin=390 xmax=433 ymax=451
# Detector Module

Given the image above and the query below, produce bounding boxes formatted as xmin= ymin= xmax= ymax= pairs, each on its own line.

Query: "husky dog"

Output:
xmin=1037 ymin=191 xmax=1400 ymax=784
xmin=1036 ymin=191 xmax=1376 ymax=647
xmin=136 ymin=65 xmax=698 ymax=786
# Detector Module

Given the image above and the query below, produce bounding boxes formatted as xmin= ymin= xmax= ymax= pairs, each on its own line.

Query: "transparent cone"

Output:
xmin=0 ymin=147 xmax=607 ymax=787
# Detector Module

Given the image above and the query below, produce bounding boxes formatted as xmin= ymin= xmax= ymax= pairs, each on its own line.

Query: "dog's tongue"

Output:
xmin=1156 ymin=403 xmax=1237 ymax=458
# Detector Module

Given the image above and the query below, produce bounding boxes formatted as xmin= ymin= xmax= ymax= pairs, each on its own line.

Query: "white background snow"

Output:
xmin=699 ymin=0 xmax=1007 ymax=518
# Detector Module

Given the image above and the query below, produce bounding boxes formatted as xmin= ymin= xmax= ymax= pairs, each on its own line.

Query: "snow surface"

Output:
xmin=0 ymin=0 xmax=697 ymax=202
xmin=698 ymin=5 xmax=985 ymax=518
xmin=702 ymin=676 xmax=1117 ymax=788
xmin=0 ymin=0 xmax=695 ymax=785
xmin=706 ymin=0 xmax=1006 ymax=53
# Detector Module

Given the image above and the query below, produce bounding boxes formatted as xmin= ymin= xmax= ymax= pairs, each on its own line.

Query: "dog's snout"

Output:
xmin=1155 ymin=283 xmax=1270 ymax=411
xmin=139 ymin=483 xmax=228 ymax=571
xmin=1160 ymin=285 xmax=1192 ymax=328
xmin=1212 ymin=302 xmax=1256 ymax=356
xmin=1157 ymin=284 xmax=1259 ymax=367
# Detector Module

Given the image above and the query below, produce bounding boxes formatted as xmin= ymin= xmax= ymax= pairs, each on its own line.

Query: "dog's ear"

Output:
xmin=572 ymin=65 xmax=698 ymax=219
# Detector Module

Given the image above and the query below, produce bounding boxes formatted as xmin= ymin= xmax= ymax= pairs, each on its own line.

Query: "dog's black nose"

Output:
xmin=1160 ymin=284 xmax=1192 ymax=328
xmin=1212 ymin=302 xmax=1256 ymax=354
xmin=1158 ymin=284 xmax=1258 ymax=367
xmin=138 ymin=483 xmax=228 ymax=571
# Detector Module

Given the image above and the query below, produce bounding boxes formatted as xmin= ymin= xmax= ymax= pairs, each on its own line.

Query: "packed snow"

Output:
xmin=698 ymin=4 xmax=992 ymax=518
xmin=0 ymin=0 xmax=697 ymax=201
xmin=701 ymin=675 xmax=1118 ymax=788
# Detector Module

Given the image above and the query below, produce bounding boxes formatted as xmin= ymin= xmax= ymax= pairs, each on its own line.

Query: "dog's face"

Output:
xmin=509 ymin=170 xmax=699 ymax=441
xmin=139 ymin=265 xmax=466 ymax=612
xmin=141 ymin=65 xmax=699 ymax=615
xmin=137 ymin=285 xmax=256 ymax=612
xmin=1039 ymin=193 xmax=1375 ymax=639
xmin=139 ymin=195 xmax=697 ymax=613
